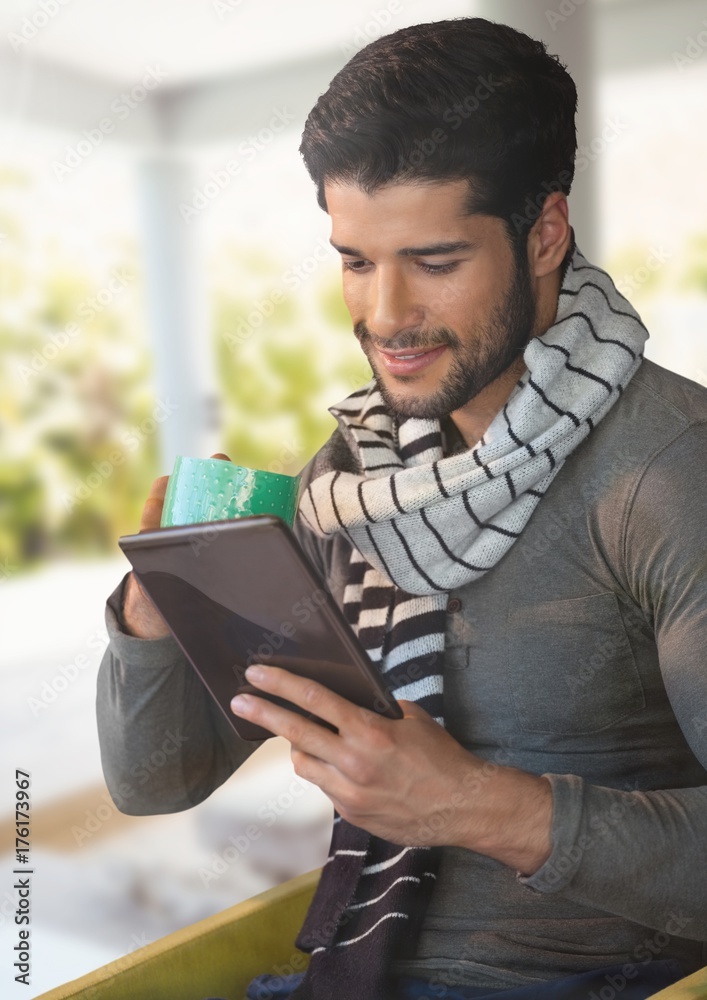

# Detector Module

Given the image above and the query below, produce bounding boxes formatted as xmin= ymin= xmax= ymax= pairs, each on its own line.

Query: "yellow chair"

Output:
xmin=650 ymin=969 xmax=707 ymax=1000
xmin=34 ymin=866 xmax=707 ymax=1000
xmin=34 ymin=868 xmax=320 ymax=1000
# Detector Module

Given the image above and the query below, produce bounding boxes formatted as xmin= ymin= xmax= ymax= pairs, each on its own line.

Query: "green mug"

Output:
xmin=160 ymin=456 xmax=301 ymax=529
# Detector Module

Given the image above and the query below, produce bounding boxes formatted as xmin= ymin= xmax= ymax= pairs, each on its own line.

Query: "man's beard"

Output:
xmin=354 ymin=251 xmax=537 ymax=420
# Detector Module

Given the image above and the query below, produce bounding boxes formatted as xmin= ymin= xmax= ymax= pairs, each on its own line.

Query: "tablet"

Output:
xmin=118 ymin=516 xmax=403 ymax=741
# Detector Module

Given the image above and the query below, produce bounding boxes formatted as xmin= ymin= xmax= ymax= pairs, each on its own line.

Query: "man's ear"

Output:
xmin=527 ymin=192 xmax=572 ymax=279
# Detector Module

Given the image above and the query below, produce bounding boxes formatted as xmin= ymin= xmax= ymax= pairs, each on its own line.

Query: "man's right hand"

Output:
xmin=121 ymin=453 xmax=231 ymax=639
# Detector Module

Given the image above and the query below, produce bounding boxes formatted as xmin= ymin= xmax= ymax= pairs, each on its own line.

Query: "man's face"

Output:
xmin=326 ymin=179 xmax=537 ymax=420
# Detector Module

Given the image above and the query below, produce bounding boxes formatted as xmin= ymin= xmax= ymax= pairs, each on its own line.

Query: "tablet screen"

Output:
xmin=119 ymin=516 xmax=402 ymax=740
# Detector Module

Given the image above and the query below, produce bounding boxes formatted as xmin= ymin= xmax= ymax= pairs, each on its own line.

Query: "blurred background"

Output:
xmin=1 ymin=0 xmax=706 ymax=995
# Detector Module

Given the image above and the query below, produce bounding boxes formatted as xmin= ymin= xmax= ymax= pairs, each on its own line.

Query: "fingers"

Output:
xmin=138 ymin=453 xmax=230 ymax=534
xmin=231 ymin=689 xmax=340 ymax=761
xmin=238 ymin=664 xmax=369 ymax=735
xmin=139 ymin=475 xmax=170 ymax=532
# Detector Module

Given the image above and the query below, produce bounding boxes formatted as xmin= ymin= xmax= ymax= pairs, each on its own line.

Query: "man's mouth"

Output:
xmin=375 ymin=344 xmax=448 ymax=375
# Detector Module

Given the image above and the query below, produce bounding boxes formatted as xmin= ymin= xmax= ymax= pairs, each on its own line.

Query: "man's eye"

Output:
xmin=418 ymin=261 xmax=459 ymax=275
xmin=342 ymin=259 xmax=370 ymax=272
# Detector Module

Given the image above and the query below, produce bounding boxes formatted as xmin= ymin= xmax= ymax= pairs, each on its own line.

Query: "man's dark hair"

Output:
xmin=300 ymin=17 xmax=578 ymax=248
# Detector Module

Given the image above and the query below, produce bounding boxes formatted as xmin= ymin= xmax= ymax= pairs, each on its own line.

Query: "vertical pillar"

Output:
xmin=475 ymin=0 xmax=598 ymax=262
xmin=136 ymin=157 xmax=220 ymax=471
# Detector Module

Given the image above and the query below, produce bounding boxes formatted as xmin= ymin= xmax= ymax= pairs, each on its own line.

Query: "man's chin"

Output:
xmin=374 ymin=379 xmax=454 ymax=421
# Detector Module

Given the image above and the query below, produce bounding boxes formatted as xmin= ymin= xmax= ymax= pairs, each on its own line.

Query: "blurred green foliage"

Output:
xmin=0 ymin=185 xmax=370 ymax=574
xmin=211 ymin=244 xmax=370 ymax=476
xmin=0 ymin=168 xmax=158 ymax=571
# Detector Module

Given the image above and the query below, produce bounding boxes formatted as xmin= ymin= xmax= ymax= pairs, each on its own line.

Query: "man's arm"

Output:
xmin=97 ymin=575 xmax=262 ymax=814
xmin=230 ymin=421 xmax=707 ymax=938
xmin=517 ymin=420 xmax=707 ymax=936
xmin=97 ymin=456 xmax=266 ymax=814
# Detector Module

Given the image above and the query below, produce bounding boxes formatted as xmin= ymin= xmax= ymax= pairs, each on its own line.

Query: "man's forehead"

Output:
xmin=325 ymin=177 xmax=471 ymax=214
xmin=324 ymin=178 xmax=498 ymax=246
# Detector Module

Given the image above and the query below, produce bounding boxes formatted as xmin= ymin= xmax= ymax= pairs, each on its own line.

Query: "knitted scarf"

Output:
xmin=290 ymin=247 xmax=648 ymax=999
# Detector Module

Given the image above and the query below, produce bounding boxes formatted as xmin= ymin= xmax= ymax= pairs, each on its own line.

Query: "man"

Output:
xmin=97 ymin=18 xmax=707 ymax=1000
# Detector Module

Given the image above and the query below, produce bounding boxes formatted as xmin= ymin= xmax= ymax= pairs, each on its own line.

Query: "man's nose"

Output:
xmin=368 ymin=268 xmax=422 ymax=340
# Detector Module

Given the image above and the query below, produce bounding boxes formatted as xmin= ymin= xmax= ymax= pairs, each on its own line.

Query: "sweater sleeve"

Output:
xmin=96 ymin=573 xmax=263 ymax=814
xmin=96 ymin=453 xmax=336 ymax=816
xmin=518 ymin=421 xmax=707 ymax=940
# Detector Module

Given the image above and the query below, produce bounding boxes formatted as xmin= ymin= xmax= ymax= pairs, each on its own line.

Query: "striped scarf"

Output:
xmin=291 ymin=247 xmax=648 ymax=999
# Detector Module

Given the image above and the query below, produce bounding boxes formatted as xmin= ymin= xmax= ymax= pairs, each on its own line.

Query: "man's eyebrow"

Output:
xmin=397 ymin=240 xmax=478 ymax=257
xmin=330 ymin=239 xmax=478 ymax=258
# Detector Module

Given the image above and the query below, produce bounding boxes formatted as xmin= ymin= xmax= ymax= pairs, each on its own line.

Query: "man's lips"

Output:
xmin=375 ymin=344 xmax=448 ymax=375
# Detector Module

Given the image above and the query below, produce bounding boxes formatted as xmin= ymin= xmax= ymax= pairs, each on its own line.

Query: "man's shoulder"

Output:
xmin=294 ymin=425 xmax=357 ymax=602
xmin=298 ymin=424 xmax=360 ymax=492
xmin=591 ymin=358 xmax=707 ymax=464
xmin=628 ymin=357 xmax=707 ymax=427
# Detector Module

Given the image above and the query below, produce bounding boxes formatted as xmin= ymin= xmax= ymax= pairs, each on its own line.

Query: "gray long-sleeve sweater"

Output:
xmin=96 ymin=358 xmax=707 ymax=990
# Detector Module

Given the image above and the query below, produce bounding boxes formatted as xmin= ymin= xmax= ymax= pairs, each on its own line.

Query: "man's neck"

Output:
xmin=449 ymin=357 xmax=527 ymax=448
xmin=450 ymin=268 xmax=562 ymax=449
